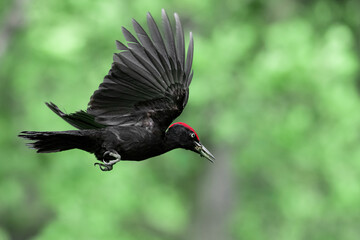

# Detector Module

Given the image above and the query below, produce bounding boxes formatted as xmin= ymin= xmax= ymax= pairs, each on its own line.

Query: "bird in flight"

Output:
xmin=19 ymin=9 xmax=215 ymax=171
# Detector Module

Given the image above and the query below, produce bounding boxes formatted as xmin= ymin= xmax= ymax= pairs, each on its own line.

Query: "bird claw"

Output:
xmin=94 ymin=150 xmax=121 ymax=171
xmin=94 ymin=162 xmax=113 ymax=171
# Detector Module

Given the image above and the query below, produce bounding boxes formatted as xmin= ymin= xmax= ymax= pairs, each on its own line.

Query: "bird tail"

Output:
xmin=18 ymin=130 xmax=98 ymax=153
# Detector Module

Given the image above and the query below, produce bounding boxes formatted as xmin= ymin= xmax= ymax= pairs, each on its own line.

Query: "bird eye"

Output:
xmin=190 ymin=133 xmax=196 ymax=138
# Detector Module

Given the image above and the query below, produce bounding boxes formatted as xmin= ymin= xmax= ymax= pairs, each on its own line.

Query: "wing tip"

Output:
xmin=115 ymin=40 xmax=129 ymax=51
xmin=45 ymin=102 xmax=66 ymax=116
xmin=161 ymin=9 xmax=171 ymax=25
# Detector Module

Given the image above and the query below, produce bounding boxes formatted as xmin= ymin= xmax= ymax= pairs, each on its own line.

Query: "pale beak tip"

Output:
xmin=197 ymin=142 xmax=215 ymax=163
xmin=195 ymin=142 xmax=215 ymax=163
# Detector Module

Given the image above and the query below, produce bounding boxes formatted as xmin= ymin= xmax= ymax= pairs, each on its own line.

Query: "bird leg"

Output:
xmin=94 ymin=150 xmax=121 ymax=171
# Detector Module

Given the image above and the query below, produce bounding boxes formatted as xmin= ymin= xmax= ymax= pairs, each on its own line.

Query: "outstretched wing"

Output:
xmin=87 ymin=10 xmax=194 ymax=131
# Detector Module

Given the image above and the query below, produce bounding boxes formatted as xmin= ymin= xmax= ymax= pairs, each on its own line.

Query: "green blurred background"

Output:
xmin=1 ymin=0 xmax=360 ymax=239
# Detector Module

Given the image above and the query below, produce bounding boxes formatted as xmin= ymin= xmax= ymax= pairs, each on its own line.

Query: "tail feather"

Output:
xmin=19 ymin=130 xmax=99 ymax=153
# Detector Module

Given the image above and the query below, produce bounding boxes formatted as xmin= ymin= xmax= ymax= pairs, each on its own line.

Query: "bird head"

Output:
xmin=166 ymin=122 xmax=215 ymax=162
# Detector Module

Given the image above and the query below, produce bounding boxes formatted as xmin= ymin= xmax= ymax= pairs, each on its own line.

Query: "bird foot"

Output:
xmin=94 ymin=150 xmax=121 ymax=171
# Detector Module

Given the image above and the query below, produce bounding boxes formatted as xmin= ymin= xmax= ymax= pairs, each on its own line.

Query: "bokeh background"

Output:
xmin=1 ymin=0 xmax=360 ymax=239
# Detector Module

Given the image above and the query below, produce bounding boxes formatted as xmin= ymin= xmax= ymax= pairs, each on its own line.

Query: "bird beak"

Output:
xmin=194 ymin=142 xmax=215 ymax=163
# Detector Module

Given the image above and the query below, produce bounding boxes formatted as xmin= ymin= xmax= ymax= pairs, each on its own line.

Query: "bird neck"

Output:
xmin=163 ymin=134 xmax=181 ymax=152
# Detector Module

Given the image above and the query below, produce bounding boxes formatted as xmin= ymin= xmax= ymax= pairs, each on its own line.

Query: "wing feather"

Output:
xmin=162 ymin=9 xmax=177 ymax=75
xmin=132 ymin=19 xmax=160 ymax=64
xmin=87 ymin=10 xmax=194 ymax=130
xmin=146 ymin=14 xmax=173 ymax=87
xmin=185 ymin=32 xmax=194 ymax=80
xmin=132 ymin=18 xmax=175 ymax=86
xmin=174 ymin=13 xmax=185 ymax=72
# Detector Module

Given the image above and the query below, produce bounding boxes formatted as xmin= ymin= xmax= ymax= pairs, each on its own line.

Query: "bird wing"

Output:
xmin=46 ymin=102 xmax=105 ymax=129
xmin=87 ymin=10 xmax=194 ymax=131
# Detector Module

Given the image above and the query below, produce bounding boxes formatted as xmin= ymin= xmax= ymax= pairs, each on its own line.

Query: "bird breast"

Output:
xmin=104 ymin=126 xmax=165 ymax=161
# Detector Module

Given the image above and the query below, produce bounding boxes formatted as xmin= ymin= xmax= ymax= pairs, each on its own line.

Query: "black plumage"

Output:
xmin=19 ymin=10 xmax=215 ymax=171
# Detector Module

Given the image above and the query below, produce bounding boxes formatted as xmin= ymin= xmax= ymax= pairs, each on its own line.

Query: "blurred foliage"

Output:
xmin=1 ymin=0 xmax=360 ymax=239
